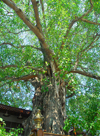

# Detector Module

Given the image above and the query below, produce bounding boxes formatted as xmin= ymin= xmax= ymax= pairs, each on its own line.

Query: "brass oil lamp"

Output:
xmin=34 ymin=109 xmax=43 ymax=129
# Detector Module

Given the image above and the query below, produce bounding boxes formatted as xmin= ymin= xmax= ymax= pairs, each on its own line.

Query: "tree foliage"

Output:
xmin=0 ymin=118 xmax=23 ymax=136
xmin=64 ymin=78 xmax=100 ymax=135
xmin=0 ymin=0 xmax=100 ymax=135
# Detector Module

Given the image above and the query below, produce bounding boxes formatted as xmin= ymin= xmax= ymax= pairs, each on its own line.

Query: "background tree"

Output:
xmin=0 ymin=0 xmax=100 ymax=135
xmin=64 ymin=78 xmax=100 ymax=135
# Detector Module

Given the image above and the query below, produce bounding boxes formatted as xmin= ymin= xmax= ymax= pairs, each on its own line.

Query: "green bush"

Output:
xmin=0 ymin=118 xmax=23 ymax=136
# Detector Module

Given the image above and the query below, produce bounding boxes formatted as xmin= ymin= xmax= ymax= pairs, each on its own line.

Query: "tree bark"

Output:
xmin=23 ymin=75 xmax=66 ymax=136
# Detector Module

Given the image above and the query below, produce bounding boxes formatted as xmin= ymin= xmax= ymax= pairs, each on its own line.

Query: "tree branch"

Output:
xmin=74 ymin=34 xmax=99 ymax=69
xmin=60 ymin=0 xmax=93 ymax=49
xmin=2 ymin=0 xmax=57 ymax=68
xmin=0 ymin=42 xmax=42 ymax=51
xmin=25 ymin=67 xmax=45 ymax=72
xmin=0 ymin=65 xmax=45 ymax=73
xmin=81 ymin=35 xmax=99 ymax=53
xmin=66 ymin=92 xmax=75 ymax=99
xmin=74 ymin=57 xmax=79 ymax=70
xmin=6 ymin=28 xmax=31 ymax=34
xmin=31 ymin=0 xmax=42 ymax=32
xmin=2 ymin=0 xmax=44 ymax=43
xmin=40 ymin=0 xmax=46 ymax=34
xmin=0 ymin=81 xmax=12 ymax=88
xmin=0 ymin=65 xmax=17 ymax=69
xmin=68 ymin=70 xmax=100 ymax=80
xmin=5 ymin=74 xmax=38 ymax=81
xmin=0 ymin=42 xmax=15 ymax=47
xmin=86 ymin=38 xmax=99 ymax=52
xmin=81 ymin=18 xmax=100 ymax=25
xmin=40 ymin=0 xmax=44 ymax=15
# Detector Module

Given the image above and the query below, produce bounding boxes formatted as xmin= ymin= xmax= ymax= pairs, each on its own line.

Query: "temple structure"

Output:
xmin=0 ymin=104 xmax=31 ymax=135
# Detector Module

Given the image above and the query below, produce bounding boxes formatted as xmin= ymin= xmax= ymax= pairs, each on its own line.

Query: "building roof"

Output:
xmin=0 ymin=104 xmax=32 ymax=118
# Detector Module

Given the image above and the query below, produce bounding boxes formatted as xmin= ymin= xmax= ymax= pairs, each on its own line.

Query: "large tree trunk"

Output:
xmin=23 ymin=69 xmax=66 ymax=136
xmin=43 ymin=79 xmax=66 ymax=134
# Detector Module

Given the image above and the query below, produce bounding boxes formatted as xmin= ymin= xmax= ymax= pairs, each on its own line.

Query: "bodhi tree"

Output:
xmin=0 ymin=0 xmax=100 ymax=135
